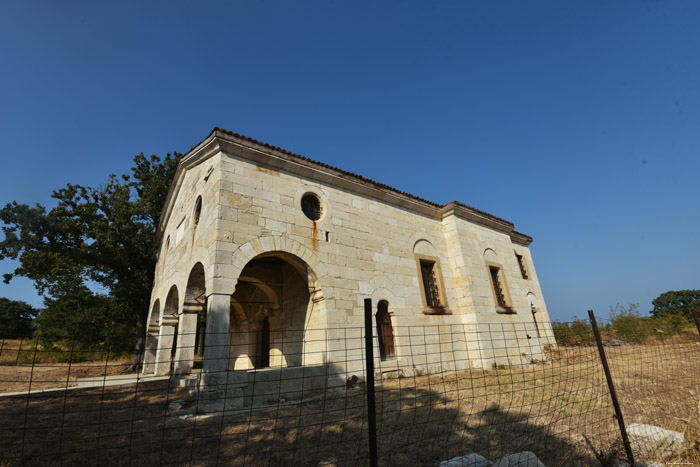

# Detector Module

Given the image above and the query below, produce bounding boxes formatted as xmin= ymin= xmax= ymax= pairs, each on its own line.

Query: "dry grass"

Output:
xmin=0 ymin=336 xmax=698 ymax=466
xmin=0 ymin=339 xmax=131 ymax=393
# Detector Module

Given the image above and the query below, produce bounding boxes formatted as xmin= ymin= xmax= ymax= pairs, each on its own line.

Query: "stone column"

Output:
xmin=154 ymin=315 xmax=178 ymax=376
xmin=141 ymin=322 xmax=160 ymax=374
xmin=203 ymin=293 xmax=231 ymax=373
xmin=173 ymin=300 xmax=201 ymax=375
xmin=198 ymin=293 xmax=247 ymax=412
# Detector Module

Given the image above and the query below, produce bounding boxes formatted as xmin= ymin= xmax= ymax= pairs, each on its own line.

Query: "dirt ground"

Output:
xmin=0 ymin=339 xmax=132 ymax=393
xmin=0 ymin=336 xmax=698 ymax=466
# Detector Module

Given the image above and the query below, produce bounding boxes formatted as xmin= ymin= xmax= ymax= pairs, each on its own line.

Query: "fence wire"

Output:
xmin=0 ymin=315 xmax=698 ymax=466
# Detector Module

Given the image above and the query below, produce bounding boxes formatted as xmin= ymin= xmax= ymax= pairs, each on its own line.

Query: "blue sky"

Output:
xmin=1 ymin=1 xmax=698 ymax=321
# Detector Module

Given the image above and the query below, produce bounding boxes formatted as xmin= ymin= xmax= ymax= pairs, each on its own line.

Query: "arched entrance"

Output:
xmin=229 ymin=252 xmax=321 ymax=370
xmin=154 ymin=286 xmax=179 ymax=376
xmin=376 ymin=300 xmax=395 ymax=361
xmin=173 ymin=263 xmax=206 ymax=374
xmin=142 ymin=299 xmax=161 ymax=374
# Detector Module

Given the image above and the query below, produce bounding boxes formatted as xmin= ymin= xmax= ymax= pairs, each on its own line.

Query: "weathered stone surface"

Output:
xmin=627 ymin=423 xmax=685 ymax=458
xmin=492 ymin=451 xmax=545 ymax=467
xmin=196 ymin=387 xmax=245 ymax=413
xmin=143 ymin=129 xmax=556 ymax=393
xmin=439 ymin=453 xmax=493 ymax=467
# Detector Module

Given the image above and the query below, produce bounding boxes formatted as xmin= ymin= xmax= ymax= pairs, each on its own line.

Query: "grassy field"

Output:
xmin=0 ymin=334 xmax=698 ymax=466
xmin=0 ymin=339 xmax=131 ymax=393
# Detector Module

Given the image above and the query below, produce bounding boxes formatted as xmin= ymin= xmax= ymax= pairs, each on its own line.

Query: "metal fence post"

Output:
xmin=364 ymin=298 xmax=378 ymax=467
xmin=588 ymin=310 xmax=635 ymax=466
xmin=691 ymin=308 xmax=700 ymax=336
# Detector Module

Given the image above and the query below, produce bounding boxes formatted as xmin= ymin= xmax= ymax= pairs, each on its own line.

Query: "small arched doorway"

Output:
xmin=376 ymin=300 xmax=395 ymax=361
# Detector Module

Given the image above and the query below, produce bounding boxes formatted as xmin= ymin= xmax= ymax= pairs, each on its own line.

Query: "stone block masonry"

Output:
xmin=142 ymin=128 xmax=555 ymax=409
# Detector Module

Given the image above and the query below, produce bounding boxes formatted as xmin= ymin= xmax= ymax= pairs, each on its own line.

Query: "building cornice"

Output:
xmin=156 ymin=128 xmax=534 ymax=246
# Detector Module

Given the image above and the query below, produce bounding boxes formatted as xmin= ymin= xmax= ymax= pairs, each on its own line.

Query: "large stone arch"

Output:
xmin=226 ymin=237 xmax=329 ymax=370
xmin=230 ymin=237 xmax=329 ymax=306
xmin=203 ymin=238 xmax=331 ymax=373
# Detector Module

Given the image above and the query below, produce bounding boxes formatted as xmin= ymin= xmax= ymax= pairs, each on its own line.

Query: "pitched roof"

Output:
xmin=174 ymin=127 xmax=532 ymax=244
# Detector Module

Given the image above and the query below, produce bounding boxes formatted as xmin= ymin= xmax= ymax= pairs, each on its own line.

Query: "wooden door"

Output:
xmin=257 ymin=317 xmax=270 ymax=368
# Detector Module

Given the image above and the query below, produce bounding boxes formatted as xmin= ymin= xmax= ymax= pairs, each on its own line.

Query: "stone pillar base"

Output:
xmin=194 ymin=370 xmax=248 ymax=413
xmin=197 ymin=387 xmax=245 ymax=413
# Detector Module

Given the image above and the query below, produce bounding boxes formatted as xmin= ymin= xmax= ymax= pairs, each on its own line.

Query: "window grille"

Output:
xmin=301 ymin=194 xmax=322 ymax=221
xmin=516 ymin=253 xmax=528 ymax=279
xmin=490 ymin=266 xmax=507 ymax=308
xmin=420 ymin=261 xmax=441 ymax=308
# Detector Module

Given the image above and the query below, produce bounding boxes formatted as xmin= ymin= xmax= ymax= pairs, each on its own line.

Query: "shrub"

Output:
xmin=609 ymin=304 xmax=651 ymax=342
xmin=552 ymin=318 xmax=594 ymax=345
xmin=609 ymin=303 xmax=693 ymax=342
xmin=554 ymin=304 xmax=696 ymax=346
xmin=651 ymin=312 xmax=692 ymax=339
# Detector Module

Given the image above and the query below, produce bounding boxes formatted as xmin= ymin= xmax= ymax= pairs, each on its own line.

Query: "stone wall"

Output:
xmin=144 ymin=130 xmax=555 ymax=383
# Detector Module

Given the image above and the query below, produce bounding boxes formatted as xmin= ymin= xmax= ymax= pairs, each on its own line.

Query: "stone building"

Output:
xmin=141 ymin=127 xmax=554 ymax=404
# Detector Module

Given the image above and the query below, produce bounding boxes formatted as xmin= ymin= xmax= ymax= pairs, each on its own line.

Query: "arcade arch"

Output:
xmin=174 ymin=263 xmax=207 ymax=374
xmin=229 ymin=252 xmax=325 ymax=370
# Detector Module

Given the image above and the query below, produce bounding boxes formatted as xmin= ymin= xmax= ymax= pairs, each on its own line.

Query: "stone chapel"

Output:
xmin=141 ymin=127 xmax=554 ymax=400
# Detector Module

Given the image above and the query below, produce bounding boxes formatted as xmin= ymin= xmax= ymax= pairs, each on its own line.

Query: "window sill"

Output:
xmin=422 ymin=307 xmax=452 ymax=315
xmin=496 ymin=306 xmax=516 ymax=314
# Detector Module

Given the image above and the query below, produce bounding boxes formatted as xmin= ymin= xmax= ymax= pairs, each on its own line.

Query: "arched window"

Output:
xmin=194 ymin=196 xmax=202 ymax=226
xmin=376 ymin=300 xmax=395 ymax=360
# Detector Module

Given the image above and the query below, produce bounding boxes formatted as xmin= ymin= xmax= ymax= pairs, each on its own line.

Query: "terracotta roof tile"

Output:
xmin=201 ymin=127 xmax=521 ymax=233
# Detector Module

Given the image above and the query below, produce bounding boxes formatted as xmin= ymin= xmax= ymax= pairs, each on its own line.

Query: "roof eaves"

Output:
xmin=447 ymin=201 xmax=514 ymax=228
xmin=211 ymin=127 xmax=442 ymax=209
xmin=511 ymin=230 xmax=534 ymax=245
xmin=167 ymin=127 xmax=533 ymax=243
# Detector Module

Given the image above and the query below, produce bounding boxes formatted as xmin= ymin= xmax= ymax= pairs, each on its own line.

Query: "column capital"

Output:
xmin=183 ymin=300 xmax=204 ymax=314
xmin=161 ymin=314 xmax=179 ymax=326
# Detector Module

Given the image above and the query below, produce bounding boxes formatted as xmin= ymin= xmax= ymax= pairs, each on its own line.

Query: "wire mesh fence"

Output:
xmin=0 ymin=310 xmax=699 ymax=466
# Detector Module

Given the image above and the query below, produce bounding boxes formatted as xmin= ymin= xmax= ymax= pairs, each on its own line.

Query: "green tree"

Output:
xmin=0 ymin=297 xmax=38 ymax=338
xmin=651 ymin=290 xmax=700 ymax=320
xmin=35 ymin=282 xmax=133 ymax=350
xmin=0 ymin=152 xmax=181 ymax=357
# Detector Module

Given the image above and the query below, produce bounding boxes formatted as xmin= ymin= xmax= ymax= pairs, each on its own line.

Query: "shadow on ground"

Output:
xmin=0 ymin=377 xmax=617 ymax=466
